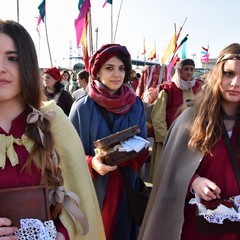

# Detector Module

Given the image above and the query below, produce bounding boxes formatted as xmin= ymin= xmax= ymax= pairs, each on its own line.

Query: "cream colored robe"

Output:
xmin=41 ymin=100 xmax=105 ymax=240
xmin=150 ymin=89 xmax=195 ymax=183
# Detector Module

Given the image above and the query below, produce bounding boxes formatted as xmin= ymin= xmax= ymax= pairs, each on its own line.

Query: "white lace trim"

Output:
xmin=189 ymin=195 xmax=240 ymax=225
xmin=203 ymin=213 xmax=240 ymax=224
xmin=7 ymin=219 xmax=57 ymax=240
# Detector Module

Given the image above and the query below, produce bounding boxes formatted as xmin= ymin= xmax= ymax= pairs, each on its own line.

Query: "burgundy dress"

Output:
xmin=0 ymin=110 xmax=41 ymax=188
xmin=0 ymin=109 xmax=68 ymax=238
xmin=181 ymin=126 xmax=240 ymax=240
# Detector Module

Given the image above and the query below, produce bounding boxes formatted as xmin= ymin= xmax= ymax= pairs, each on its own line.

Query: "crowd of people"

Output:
xmin=1 ymin=19 xmax=240 ymax=240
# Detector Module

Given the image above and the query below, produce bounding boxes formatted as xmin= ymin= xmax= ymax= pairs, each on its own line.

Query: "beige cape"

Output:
xmin=41 ymin=100 xmax=105 ymax=240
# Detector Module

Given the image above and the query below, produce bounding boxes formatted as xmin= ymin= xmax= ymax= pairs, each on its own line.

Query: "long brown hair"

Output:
xmin=0 ymin=20 xmax=63 ymax=219
xmin=188 ymin=43 xmax=240 ymax=157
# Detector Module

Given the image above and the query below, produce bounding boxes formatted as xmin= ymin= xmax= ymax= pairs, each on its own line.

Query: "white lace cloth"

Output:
xmin=189 ymin=195 xmax=240 ymax=224
xmin=7 ymin=219 xmax=57 ymax=240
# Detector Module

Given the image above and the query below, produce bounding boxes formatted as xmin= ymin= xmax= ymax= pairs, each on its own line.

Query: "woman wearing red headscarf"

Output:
xmin=69 ymin=44 xmax=149 ymax=240
xmin=43 ymin=67 xmax=73 ymax=116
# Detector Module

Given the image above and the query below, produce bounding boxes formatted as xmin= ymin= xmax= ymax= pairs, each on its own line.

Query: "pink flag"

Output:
xmin=102 ymin=0 xmax=112 ymax=7
xmin=201 ymin=53 xmax=209 ymax=63
xmin=102 ymin=1 xmax=107 ymax=7
xmin=74 ymin=0 xmax=91 ymax=47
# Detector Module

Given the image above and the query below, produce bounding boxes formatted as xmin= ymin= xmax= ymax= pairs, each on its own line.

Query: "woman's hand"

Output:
xmin=92 ymin=152 xmax=117 ymax=175
xmin=192 ymin=176 xmax=221 ymax=201
xmin=0 ymin=218 xmax=18 ymax=239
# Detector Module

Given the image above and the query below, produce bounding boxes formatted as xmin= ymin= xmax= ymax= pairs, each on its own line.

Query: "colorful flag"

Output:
xmin=161 ymin=32 xmax=177 ymax=64
xmin=81 ymin=13 xmax=89 ymax=71
xmin=102 ymin=0 xmax=112 ymax=8
xmin=201 ymin=45 xmax=210 ymax=63
xmin=201 ymin=53 xmax=210 ymax=63
xmin=78 ymin=0 xmax=84 ymax=11
xmin=181 ymin=41 xmax=187 ymax=59
xmin=147 ymin=47 xmax=156 ymax=60
xmin=202 ymin=46 xmax=208 ymax=52
xmin=74 ymin=0 xmax=91 ymax=47
xmin=141 ymin=38 xmax=146 ymax=55
xmin=169 ymin=34 xmax=188 ymax=64
xmin=175 ymin=34 xmax=188 ymax=52
xmin=36 ymin=0 xmax=46 ymax=31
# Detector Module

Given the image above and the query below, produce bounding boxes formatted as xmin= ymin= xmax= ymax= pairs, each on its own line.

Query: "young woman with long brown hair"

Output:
xmin=139 ymin=43 xmax=240 ymax=240
xmin=0 ymin=19 xmax=104 ymax=240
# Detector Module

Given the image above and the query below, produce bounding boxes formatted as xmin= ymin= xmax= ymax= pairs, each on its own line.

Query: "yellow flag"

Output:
xmin=161 ymin=32 xmax=177 ymax=64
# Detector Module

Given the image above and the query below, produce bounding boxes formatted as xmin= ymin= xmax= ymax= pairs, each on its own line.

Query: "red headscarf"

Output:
xmin=89 ymin=43 xmax=131 ymax=78
xmin=44 ymin=67 xmax=61 ymax=81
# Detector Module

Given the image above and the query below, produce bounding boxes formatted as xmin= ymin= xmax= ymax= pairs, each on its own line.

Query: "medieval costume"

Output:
xmin=149 ymin=59 xmax=202 ymax=182
xmin=0 ymin=100 xmax=105 ymax=240
xmin=70 ymin=43 xmax=149 ymax=240
xmin=138 ymin=106 xmax=240 ymax=240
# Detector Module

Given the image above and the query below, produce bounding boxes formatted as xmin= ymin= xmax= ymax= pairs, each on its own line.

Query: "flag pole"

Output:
xmin=17 ymin=0 xmax=19 ymax=23
xmin=176 ymin=17 xmax=187 ymax=42
xmin=111 ymin=3 xmax=113 ymax=43
xmin=88 ymin=8 xmax=93 ymax=56
xmin=43 ymin=8 xmax=53 ymax=67
xmin=170 ymin=18 xmax=187 ymax=63
xmin=113 ymin=0 xmax=123 ymax=43
xmin=143 ymin=37 xmax=146 ymax=66
xmin=154 ymin=39 xmax=157 ymax=65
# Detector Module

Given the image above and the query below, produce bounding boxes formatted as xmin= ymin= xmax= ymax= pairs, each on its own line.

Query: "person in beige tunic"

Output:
xmin=149 ymin=59 xmax=202 ymax=183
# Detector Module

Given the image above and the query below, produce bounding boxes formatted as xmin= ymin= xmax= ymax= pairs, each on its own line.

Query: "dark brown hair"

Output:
xmin=0 ymin=19 xmax=63 ymax=219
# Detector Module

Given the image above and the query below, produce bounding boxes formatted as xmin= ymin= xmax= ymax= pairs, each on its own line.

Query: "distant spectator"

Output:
xmin=43 ymin=67 xmax=73 ymax=115
xmin=61 ymin=69 xmax=71 ymax=92
xmin=72 ymin=70 xmax=89 ymax=100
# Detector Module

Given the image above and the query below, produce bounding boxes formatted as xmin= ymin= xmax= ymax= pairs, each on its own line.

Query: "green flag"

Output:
xmin=38 ymin=0 xmax=45 ymax=23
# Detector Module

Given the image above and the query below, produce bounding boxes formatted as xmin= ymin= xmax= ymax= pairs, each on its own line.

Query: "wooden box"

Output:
xmin=94 ymin=125 xmax=145 ymax=166
xmin=0 ymin=185 xmax=50 ymax=227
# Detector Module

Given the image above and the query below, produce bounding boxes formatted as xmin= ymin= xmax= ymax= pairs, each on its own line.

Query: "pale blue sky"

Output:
xmin=1 ymin=0 xmax=239 ymax=68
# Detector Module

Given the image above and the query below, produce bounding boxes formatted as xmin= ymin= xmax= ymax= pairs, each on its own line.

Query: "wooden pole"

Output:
xmin=17 ymin=0 xmax=19 ymax=23
xmin=88 ymin=9 xmax=93 ymax=56
xmin=170 ymin=18 xmax=187 ymax=63
xmin=95 ymin=27 xmax=98 ymax=52
xmin=113 ymin=0 xmax=123 ymax=43
xmin=111 ymin=3 xmax=113 ymax=43
xmin=44 ymin=10 xmax=53 ymax=67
